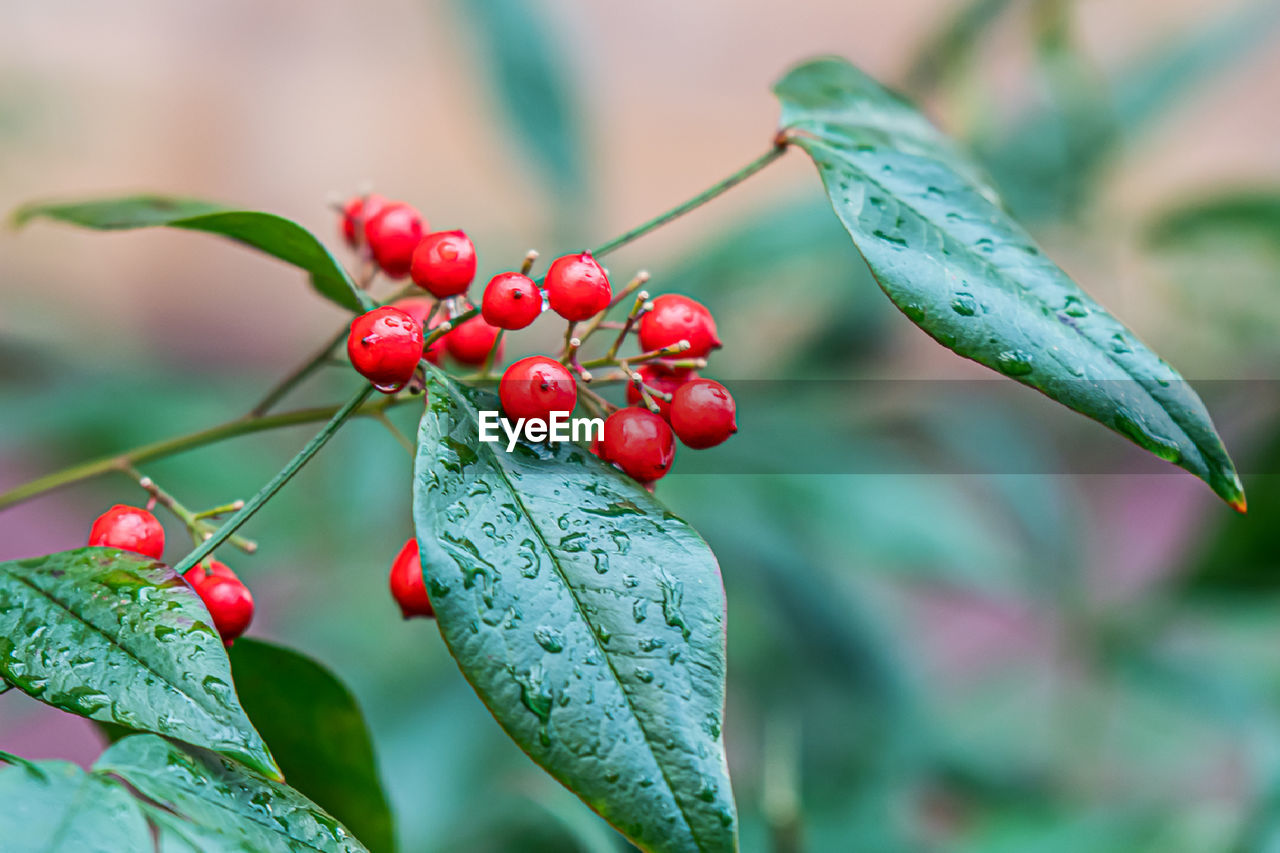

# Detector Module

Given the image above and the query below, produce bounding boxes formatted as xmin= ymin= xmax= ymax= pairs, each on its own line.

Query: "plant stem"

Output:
xmin=588 ymin=144 xmax=788 ymax=258
xmin=0 ymin=395 xmax=414 ymax=510
xmin=250 ymin=325 xmax=350 ymax=417
xmin=372 ymin=411 xmax=415 ymax=457
xmin=174 ymin=384 xmax=376 ymax=573
xmin=121 ymin=464 xmax=257 ymax=554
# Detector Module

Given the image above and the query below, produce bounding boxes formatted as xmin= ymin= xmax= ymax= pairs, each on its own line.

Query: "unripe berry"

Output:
xmin=544 ymin=252 xmax=611 ymax=322
xmin=88 ymin=505 xmax=165 ymax=560
xmin=600 ymin=408 xmax=676 ymax=482
xmin=410 ymin=230 xmax=476 ymax=298
xmin=388 ymin=296 xmax=448 ymax=366
xmin=638 ymin=294 xmax=721 ymax=359
xmin=669 ymin=379 xmax=737 ymax=449
xmin=389 ymin=538 xmax=433 ymax=619
xmin=625 ymin=364 xmax=696 ymax=419
xmin=499 ymin=356 xmax=577 ymax=424
xmin=184 ymin=561 xmax=253 ymax=644
xmin=348 ymin=306 xmax=425 ymax=393
xmin=446 ymin=316 xmax=503 ymax=366
xmin=364 ymin=202 xmax=424 ymax=279
xmin=340 ymin=193 xmax=387 ymax=248
xmin=481 ymin=272 xmax=542 ymax=330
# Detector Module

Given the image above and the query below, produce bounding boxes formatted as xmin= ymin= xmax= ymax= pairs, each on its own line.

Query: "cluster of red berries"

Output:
xmin=341 ymin=194 xmax=738 ymax=487
xmin=88 ymin=505 xmax=253 ymax=643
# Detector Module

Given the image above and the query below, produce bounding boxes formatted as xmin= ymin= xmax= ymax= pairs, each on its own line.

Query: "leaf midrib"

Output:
xmin=0 ymin=564 xmax=245 ymax=749
xmin=798 ymin=132 xmax=1215 ymax=477
xmin=435 ymin=378 xmax=708 ymax=853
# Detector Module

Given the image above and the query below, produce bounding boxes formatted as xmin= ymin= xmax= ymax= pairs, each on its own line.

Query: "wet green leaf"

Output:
xmin=230 ymin=639 xmax=396 ymax=853
xmin=0 ymin=548 xmax=279 ymax=779
xmin=97 ymin=734 xmax=370 ymax=853
xmin=11 ymin=194 xmax=365 ymax=311
xmin=412 ymin=371 xmax=736 ymax=853
xmin=0 ymin=759 xmax=153 ymax=853
xmin=775 ymin=57 xmax=1244 ymax=509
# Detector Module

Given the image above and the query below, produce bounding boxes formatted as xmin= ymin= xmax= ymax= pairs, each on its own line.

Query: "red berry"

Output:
xmin=625 ymin=365 xmax=696 ymax=419
xmin=481 ymin=272 xmax=542 ymax=330
xmin=446 ymin=316 xmax=503 ymax=366
xmin=389 ymin=538 xmax=433 ymax=619
xmin=340 ymin=193 xmax=387 ymax=248
xmin=188 ymin=568 xmax=253 ymax=640
xmin=544 ymin=252 xmax=611 ymax=322
xmin=638 ymin=294 xmax=721 ymax=359
xmin=388 ymin=297 xmax=448 ymax=365
xmin=499 ymin=356 xmax=577 ymax=423
xmin=410 ymin=230 xmax=476 ymax=298
xmin=348 ymin=306 xmax=425 ymax=393
xmin=670 ymin=379 xmax=737 ymax=449
xmin=88 ymin=505 xmax=165 ymax=560
xmin=184 ymin=560 xmax=238 ymax=583
xmin=600 ymin=408 xmax=675 ymax=483
xmin=364 ymin=202 xmax=424 ymax=279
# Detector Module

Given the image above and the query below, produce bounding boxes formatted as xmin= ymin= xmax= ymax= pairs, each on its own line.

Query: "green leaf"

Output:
xmin=904 ymin=0 xmax=1018 ymax=93
xmin=0 ymin=759 xmax=154 ymax=853
xmin=1147 ymin=192 xmax=1280 ymax=250
xmin=0 ymin=547 xmax=280 ymax=779
xmin=96 ymin=734 xmax=370 ymax=853
xmin=230 ymin=639 xmax=396 ymax=853
xmin=774 ymin=57 xmax=1244 ymax=510
xmin=412 ymin=371 xmax=737 ymax=853
xmin=12 ymin=194 xmax=366 ymax=311
xmin=453 ymin=0 xmax=586 ymax=202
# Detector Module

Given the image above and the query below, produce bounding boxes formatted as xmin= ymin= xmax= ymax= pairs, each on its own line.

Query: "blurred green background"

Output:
xmin=3 ymin=0 xmax=1280 ymax=850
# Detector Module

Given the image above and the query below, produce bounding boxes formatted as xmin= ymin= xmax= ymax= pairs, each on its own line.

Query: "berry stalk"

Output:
xmin=174 ymin=383 xmax=377 ymax=574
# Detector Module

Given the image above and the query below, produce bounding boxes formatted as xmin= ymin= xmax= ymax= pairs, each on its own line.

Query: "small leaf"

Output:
xmin=1147 ymin=192 xmax=1280 ymax=249
xmin=0 ymin=759 xmax=153 ymax=852
xmin=0 ymin=548 xmax=280 ymax=779
xmin=775 ymin=57 xmax=1244 ymax=509
xmin=230 ymin=639 xmax=396 ymax=853
xmin=12 ymin=194 xmax=365 ymax=311
xmin=413 ymin=371 xmax=737 ymax=853
xmin=96 ymin=734 xmax=371 ymax=853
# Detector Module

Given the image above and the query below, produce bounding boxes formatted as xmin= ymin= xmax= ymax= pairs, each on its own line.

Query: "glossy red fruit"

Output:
xmin=499 ymin=356 xmax=577 ymax=423
xmin=389 ymin=538 xmax=434 ymax=619
xmin=364 ymin=202 xmax=424 ymax=278
xmin=481 ymin=272 xmax=542 ymax=330
xmin=88 ymin=505 xmax=165 ymax=559
xmin=184 ymin=562 xmax=253 ymax=643
xmin=410 ymin=230 xmax=476 ymax=298
xmin=446 ymin=316 xmax=503 ymax=366
xmin=670 ymin=378 xmax=737 ymax=449
xmin=638 ymin=294 xmax=721 ymax=359
xmin=600 ymin=408 xmax=676 ymax=483
xmin=340 ymin=193 xmax=387 ymax=248
xmin=544 ymin=252 xmax=611 ymax=322
xmin=348 ymin=306 xmax=425 ymax=392
xmin=388 ymin=296 xmax=448 ymax=365
xmin=625 ymin=365 xmax=696 ymax=419
xmin=184 ymin=560 xmax=237 ymax=583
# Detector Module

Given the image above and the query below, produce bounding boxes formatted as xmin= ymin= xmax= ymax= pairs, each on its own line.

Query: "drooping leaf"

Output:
xmin=96 ymin=734 xmax=370 ymax=853
xmin=230 ymin=639 xmax=396 ymax=853
xmin=412 ymin=370 xmax=736 ymax=853
xmin=0 ymin=759 xmax=153 ymax=853
xmin=0 ymin=548 xmax=279 ymax=779
xmin=11 ymin=194 xmax=366 ymax=311
xmin=774 ymin=57 xmax=1244 ymax=509
xmin=453 ymin=0 xmax=587 ymax=202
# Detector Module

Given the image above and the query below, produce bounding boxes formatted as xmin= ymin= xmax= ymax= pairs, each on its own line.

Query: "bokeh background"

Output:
xmin=4 ymin=0 xmax=1280 ymax=850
